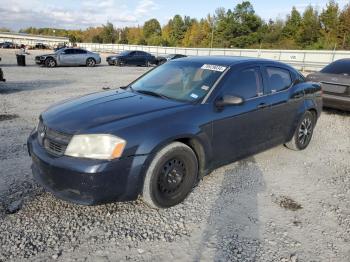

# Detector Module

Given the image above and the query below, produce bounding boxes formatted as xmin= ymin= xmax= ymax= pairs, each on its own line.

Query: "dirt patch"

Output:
xmin=0 ymin=114 xmax=19 ymax=121
xmin=275 ymin=195 xmax=303 ymax=211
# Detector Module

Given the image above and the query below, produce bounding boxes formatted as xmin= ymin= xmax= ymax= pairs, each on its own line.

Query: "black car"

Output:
xmin=0 ymin=57 xmax=5 ymax=82
xmin=106 ymin=51 xmax=156 ymax=66
xmin=0 ymin=42 xmax=15 ymax=49
xmin=156 ymin=54 xmax=187 ymax=65
xmin=35 ymin=43 xmax=50 ymax=49
xmin=27 ymin=57 xmax=322 ymax=208
xmin=306 ymin=59 xmax=350 ymax=111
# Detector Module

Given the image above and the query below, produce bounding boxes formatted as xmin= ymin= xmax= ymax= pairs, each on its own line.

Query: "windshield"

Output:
xmin=119 ymin=51 xmax=131 ymax=56
xmin=130 ymin=61 xmax=227 ymax=102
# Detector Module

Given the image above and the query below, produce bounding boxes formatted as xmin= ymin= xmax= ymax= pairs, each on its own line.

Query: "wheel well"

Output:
xmin=45 ymin=56 xmax=55 ymax=61
xmin=87 ymin=57 xmax=96 ymax=62
xmin=308 ymin=108 xmax=317 ymax=120
xmin=175 ymin=138 xmax=206 ymax=178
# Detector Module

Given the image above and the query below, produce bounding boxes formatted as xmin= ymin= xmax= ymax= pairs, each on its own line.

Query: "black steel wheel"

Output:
xmin=142 ymin=142 xmax=198 ymax=208
xmin=285 ymin=111 xmax=315 ymax=150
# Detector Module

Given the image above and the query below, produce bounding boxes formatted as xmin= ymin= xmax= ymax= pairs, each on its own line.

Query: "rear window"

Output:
xmin=321 ymin=60 xmax=350 ymax=75
xmin=266 ymin=67 xmax=292 ymax=92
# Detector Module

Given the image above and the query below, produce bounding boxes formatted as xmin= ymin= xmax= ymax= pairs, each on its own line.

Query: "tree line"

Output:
xmin=13 ymin=1 xmax=350 ymax=50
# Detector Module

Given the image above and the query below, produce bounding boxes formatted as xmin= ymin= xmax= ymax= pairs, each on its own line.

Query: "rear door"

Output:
xmin=75 ymin=49 xmax=88 ymax=65
xmin=261 ymin=65 xmax=302 ymax=144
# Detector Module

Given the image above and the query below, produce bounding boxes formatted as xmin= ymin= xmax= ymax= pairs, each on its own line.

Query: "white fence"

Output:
xmin=77 ymin=43 xmax=350 ymax=71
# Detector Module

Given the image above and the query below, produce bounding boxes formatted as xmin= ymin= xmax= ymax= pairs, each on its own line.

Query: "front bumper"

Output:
xmin=323 ymin=93 xmax=350 ymax=111
xmin=27 ymin=133 xmax=148 ymax=205
xmin=35 ymin=58 xmax=45 ymax=65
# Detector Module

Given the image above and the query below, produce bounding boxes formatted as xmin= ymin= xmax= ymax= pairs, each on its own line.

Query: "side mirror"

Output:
xmin=215 ymin=95 xmax=244 ymax=108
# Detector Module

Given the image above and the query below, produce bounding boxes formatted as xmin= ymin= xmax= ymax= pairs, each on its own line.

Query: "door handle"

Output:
xmin=257 ymin=103 xmax=269 ymax=109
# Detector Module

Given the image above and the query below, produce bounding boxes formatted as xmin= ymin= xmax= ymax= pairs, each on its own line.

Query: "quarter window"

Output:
xmin=266 ymin=67 xmax=292 ymax=92
xmin=221 ymin=67 xmax=263 ymax=99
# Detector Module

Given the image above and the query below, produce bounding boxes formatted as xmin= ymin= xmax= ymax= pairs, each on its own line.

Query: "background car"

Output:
xmin=0 ymin=42 xmax=15 ymax=49
xmin=155 ymin=54 xmax=187 ymax=65
xmin=54 ymin=44 xmax=67 ymax=52
xmin=306 ymin=59 xmax=350 ymax=111
xmin=0 ymin=57 xmax=4 ymax=82
xmin=106 ymin=51 xmax=156 ymax=66
xmin=35 ymin=48 xmax=101 ymax=67
xmin=34 ymin=43 xmax=50 ymax=49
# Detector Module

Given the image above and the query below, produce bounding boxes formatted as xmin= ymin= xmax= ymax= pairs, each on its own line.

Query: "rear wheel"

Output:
xmin=45 ymin=58 xmax=56 ymax=68
xmin=142 ymin=142 xmax=198 ymax=209
xmin=86 ymin=58 xmax=96 ymax=67
xmin=285 ymin=111 xmax=315 ymax=151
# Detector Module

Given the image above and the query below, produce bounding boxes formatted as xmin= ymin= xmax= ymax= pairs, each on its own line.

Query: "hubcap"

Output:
xmin=298 ymin=117 xmax=312 ymax=145
xmin=158 ymin=158 xmax=186 ymax=195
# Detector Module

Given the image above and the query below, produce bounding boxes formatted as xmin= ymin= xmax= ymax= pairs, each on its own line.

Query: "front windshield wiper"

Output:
xmin=135 ymin=89 xmax=171 ymax=100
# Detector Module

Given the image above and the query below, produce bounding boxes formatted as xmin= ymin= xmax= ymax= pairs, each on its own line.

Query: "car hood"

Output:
xmin=39 ymin=53 xmax=56 ymax=57
xmin=41 ymin=90 xmax=185 ymax=134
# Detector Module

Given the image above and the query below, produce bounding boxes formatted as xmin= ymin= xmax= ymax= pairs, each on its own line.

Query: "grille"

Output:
xmin=38 ymin=121 xmax=72 ymax=156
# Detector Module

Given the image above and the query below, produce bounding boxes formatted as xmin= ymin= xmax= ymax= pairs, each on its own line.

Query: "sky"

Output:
xmin=0 ymin=0 xmax=349 ymax=31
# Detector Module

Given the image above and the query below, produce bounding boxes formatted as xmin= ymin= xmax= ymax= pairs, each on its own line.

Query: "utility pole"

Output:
xmin=210 ymin=19 xmax=215 ymax=49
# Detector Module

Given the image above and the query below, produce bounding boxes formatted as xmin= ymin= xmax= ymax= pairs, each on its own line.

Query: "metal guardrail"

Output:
xmin=77 ymin=43 xmax=350 ymax=72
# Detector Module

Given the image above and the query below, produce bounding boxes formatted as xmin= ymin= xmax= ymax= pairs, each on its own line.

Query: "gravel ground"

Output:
xmin=0 ymin=49 xmax=349 ymax=262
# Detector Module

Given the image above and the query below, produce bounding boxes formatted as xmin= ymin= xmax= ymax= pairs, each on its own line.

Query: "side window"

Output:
xmin=221 ymin=67 xmax=263 ymax=100
xmin=76 ymin=49 xmax=87 ymax=54
xmin=64 ymin=49 xmax=74 ymax=54
xmin=266 ymin=67 xmax=292 ymax=92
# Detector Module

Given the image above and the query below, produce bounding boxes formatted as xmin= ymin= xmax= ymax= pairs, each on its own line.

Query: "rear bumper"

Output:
xmin=27 ymin=133 xmax=148 ymax=205
xmin=323 ymin=93 xmax=350 ymax=111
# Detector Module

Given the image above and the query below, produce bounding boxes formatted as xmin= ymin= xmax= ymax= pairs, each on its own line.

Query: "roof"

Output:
xmin=174 ymin=55 xmax=277 ymax=67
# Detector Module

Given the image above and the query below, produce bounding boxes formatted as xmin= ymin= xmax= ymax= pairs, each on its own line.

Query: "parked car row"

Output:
xmin=35 ymin=48 xmax=187 ymax=68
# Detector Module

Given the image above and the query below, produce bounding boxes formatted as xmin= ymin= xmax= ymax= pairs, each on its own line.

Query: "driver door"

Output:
xmin=211 ymin=66 xmax=272 ymax=166
xmin=58 ymin=49 xmax=74 ymax=65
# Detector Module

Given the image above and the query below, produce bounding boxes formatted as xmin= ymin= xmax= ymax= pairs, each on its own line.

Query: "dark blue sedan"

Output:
xmin=27 ymin=56 xmax=322 ymax=208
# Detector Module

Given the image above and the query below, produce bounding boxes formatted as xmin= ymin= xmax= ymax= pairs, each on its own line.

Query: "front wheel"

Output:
xmin=45 ymin=58 xmax=56 ymax=68
xmin=142 ymin=142 xmax=198 ymax=209
xmin=86 ymin=58 xmax=96 ymax=67
xmin=285 ymin=111 xmax=315 ymax=151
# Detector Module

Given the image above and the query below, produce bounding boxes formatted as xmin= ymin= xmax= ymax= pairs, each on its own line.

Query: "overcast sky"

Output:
xmin=0 ymin=0 xmax=348 ymax=31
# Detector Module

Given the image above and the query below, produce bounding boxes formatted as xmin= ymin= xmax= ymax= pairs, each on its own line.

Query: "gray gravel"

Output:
xmin=0 ymin=49 xmax=350 ymax=261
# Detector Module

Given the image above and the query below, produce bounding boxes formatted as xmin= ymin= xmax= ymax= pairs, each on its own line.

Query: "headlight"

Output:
xmin=65 ymin=134 xmax=126 ymax=160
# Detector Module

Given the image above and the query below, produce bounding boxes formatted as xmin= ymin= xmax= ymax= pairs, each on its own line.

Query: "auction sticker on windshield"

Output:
xmin=201 ymin=64 xmax=227 ymax=72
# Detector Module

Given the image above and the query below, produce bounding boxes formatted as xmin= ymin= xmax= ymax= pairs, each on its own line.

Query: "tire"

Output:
xmin=86 ymin=58 xmax=96 ymax=67
xmin=285 ymin=111 xmax=315 ymax=151
xmin=145 ymin=60 xmax=151 ymax=67
xmin=116 ymin=60 xmax=125 ymax=66
xmin=45 ymin=58 xmax=56 ymax=68
xmin=142 ymin=142 xmax=198 ymax=209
